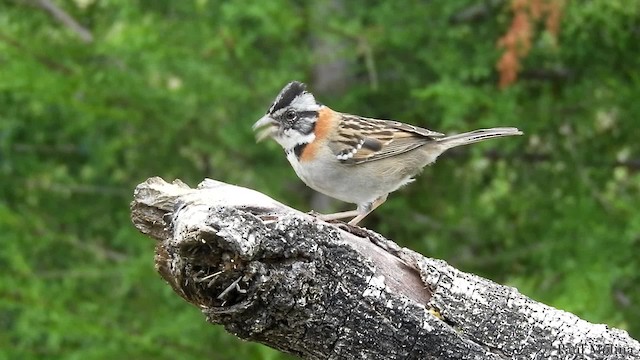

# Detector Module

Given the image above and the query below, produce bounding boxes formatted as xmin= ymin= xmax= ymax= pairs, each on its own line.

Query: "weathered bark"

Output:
xmin=130 ymin=177 xmax=640 ymax=360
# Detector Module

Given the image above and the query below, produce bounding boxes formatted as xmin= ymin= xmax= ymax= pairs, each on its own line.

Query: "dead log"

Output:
xmin=130 ymin=177 xmax=640 ymax=359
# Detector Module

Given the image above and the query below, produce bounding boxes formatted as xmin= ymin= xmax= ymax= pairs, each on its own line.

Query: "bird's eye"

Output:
xmin=284 ymin=109 xmax=297 ymax=122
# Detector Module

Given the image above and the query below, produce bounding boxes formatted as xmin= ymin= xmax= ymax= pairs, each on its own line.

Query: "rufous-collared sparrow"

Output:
xmin=253 ymin=81 xmax=522 ymax=225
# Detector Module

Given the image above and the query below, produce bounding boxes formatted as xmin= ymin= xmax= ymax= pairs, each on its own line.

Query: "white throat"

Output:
xmin=276 ymin=130 xmax=315 ymax=152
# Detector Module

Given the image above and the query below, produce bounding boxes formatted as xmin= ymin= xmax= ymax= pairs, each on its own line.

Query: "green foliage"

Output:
xmin=1 ymin=0 xmax=639 ymax=358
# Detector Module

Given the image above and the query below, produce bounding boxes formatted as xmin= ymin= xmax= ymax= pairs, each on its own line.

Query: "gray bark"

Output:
xmin=130 ymin=177 xmax=640 ymax=360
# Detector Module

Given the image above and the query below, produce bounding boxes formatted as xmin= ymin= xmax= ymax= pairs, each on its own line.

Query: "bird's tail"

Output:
xmin=437 ymin=127 xmax=523 ymax=150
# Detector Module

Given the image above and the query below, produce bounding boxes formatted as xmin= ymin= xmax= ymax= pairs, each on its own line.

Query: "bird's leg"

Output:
xmin=348 ymin=194 xmax=388 ymax=226
xmin=310 ymin=194 xmax=388 ymax=225
xmin=313 ymin=209 xmax=360 ymax=221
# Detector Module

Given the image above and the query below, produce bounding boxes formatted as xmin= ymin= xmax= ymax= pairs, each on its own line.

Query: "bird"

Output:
xmin=253 ymin=81 xmax=522 ymax=226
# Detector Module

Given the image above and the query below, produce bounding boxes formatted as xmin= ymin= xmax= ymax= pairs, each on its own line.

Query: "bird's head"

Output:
xmin=252 ymin=81 xmax=322 ymax=151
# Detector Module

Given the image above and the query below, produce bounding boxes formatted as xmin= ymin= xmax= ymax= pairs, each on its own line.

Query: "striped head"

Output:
xmin=252 ymin=81 xmax=323 ymax=152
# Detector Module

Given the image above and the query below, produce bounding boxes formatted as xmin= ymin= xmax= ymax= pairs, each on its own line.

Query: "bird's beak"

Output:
xmin=252 ymin=115 xmax=278 ymax=142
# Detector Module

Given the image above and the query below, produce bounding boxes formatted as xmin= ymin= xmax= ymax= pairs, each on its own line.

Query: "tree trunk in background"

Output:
xmin=310 ymin=0 xmax=351 ymax=95
xmin=309 ymin=0 xmax=352 ymax=214
xmin=130 ymin=177 xmax=640 ymax=360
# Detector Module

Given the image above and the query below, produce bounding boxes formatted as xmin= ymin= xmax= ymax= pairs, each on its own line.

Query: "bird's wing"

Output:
xmin=328 ymin=114 xmax=444 ymax=165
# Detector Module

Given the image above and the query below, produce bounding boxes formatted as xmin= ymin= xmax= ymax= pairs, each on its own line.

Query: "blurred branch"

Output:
xmin=0 ymin=32 xmax=72 ymax=74
xmin=481 ymin=149 xmax=551 ymax=163
xmin=130 ymin=177 xmax=640 ymax=359
xmin=12 ymin=143 xmax=84 ymax=154
xmin=520 ymin=66 xmax=574 ymax=82
xmin=320 ymin=24 xmax=379 ymax=91
xmin=30 ymin=0 xmax=94 ymax=43
xmin=616 ymin=158 xmax=640 ymax=171
xmin=357 ymin=36 xmax=379 ymax=90
xmin=23 ymin=180 xmax=131 ymax=197
xmin=456 ymin=149 xmax=640 ymax=172
xmin=450 ymin=0 xmax=505 ymax=24
xmin=563 ymin=132 xmax=616 ymax=212
xmin=65 ymin=235 xmax=129 ymax=262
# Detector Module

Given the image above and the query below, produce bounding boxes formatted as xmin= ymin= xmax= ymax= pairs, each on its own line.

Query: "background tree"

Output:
xmin=1 ymin=0 xmax=639 ymax=359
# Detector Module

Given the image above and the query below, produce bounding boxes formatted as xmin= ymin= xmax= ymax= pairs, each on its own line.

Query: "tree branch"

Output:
xmin=449 ymin=0 xmax=505 ymax=24
xmin=31 ymin=0 xmax=94 ymax=43
xmin=0 ymin=32 xmax=73 ymax=74
xmin=130 ymin=177 xmax=640 ymax=359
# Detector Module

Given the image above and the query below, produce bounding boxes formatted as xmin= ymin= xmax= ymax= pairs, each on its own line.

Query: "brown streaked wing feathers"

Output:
xmin=330 ymin=114 xmax=444 ymax=165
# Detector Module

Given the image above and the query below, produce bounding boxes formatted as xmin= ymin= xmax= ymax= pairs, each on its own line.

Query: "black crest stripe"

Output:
xmin=270 ymin=81 xmax=306 ymax=113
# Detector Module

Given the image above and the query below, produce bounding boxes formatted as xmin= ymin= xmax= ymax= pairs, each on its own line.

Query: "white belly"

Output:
xmin=285 ymin=150 xmax=403 ymax=206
